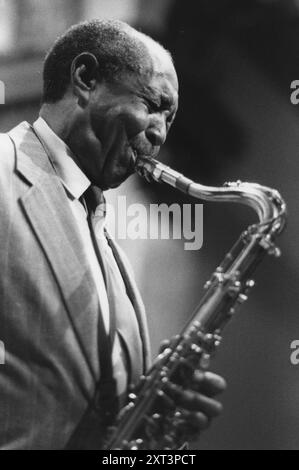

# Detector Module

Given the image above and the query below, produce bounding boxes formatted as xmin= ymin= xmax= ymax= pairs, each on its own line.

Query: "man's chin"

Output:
xmin=100 ymin=171 xmax=133 ymax=190
xmin=107 ymin=181 xmax=122 ymax=189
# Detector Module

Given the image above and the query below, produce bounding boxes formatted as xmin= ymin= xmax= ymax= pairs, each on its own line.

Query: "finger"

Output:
xmin=165 ymin=382 xmax=223 ymax=416
xmin=181 ymin=409 xmax=210 ymax=432
xmin=192 ymin=370 xmax=227 ymax=397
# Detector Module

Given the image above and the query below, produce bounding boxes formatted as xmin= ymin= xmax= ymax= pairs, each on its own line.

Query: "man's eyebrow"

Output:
xmin=140 ymin=86 xmax=178 ymax=112
xmin=142 ymin=86 xmax=160 ymax=102
xmin=149 ymin=88 xmax=177 ymax=109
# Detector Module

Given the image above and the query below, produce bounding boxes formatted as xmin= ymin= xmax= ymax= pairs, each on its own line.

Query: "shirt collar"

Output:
xmin=33 ymin=116 xmax=90 ymax=200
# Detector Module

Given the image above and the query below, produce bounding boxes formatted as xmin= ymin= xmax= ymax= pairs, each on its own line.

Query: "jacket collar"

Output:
xmin=32 ymin=117 xmax=90 ymax=200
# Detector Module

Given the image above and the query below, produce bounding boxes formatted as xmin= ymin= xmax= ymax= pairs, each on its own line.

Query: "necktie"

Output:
xmin=81 ymin=186 xmax=115 ymax=339
xmin=82 ymin=186 xmax=144 ymax=395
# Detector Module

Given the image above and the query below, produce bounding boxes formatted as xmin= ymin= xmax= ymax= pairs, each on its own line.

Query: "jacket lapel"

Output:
xmin=8 ymin=122 xmax=100 ymax=380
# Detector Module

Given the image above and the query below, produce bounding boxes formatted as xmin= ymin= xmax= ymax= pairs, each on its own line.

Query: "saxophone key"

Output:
xmin=237 ymin=293 xmax=248 ymax=304
xmin=190 ymin=343 xmax=202 ymax=354
xmin=228 ymin=280 xmax=242 ymax=295
xmin=246 ymin=279 xmax=255 ymax=289
xmin=128 ymin=393 xmax=137 ymax=401
xmin=204 ymin=279 xmax=212 ymax=290
xmin=199 ymin=353 xmax=211 ymax=369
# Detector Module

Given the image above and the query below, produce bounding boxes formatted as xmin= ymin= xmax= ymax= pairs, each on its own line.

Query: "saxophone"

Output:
xmin=105 ymin=156 xmax=287 ymax=450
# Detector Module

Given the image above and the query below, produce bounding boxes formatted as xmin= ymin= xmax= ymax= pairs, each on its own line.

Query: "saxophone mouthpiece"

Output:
xmin=135 ymin=156 xmax=160 ymax=183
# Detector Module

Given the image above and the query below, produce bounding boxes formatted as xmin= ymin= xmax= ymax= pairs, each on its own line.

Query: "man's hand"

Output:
xmin=166 ymin=370 xmax=226 ymax=435
xmin=158 ymin=339 xmax=226 ymax=441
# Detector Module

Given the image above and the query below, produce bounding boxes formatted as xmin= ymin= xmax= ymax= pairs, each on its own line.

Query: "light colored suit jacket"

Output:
xmin=0 ymin=121 xmax=151 ymax=449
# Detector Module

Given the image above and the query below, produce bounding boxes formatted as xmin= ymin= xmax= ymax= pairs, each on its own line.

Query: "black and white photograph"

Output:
xmin=0 ymin=0 xmax=298 ymax=453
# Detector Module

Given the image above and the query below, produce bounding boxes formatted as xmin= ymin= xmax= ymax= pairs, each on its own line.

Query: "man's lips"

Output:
xmin=129 ymin=144 xmax=160 ymax=175
xmin=131 ymin=148 xmax=137 ymax=164
xmin=129 ymin=148 xmax=138 ymax=172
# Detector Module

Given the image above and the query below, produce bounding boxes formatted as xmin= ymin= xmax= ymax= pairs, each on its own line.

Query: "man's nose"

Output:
xmin=145 ymin=116 xmax=167 ymax=147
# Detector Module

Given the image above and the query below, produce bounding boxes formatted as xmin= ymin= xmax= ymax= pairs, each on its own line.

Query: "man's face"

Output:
xmin=81 ymin=47 xmax=178 ymax=189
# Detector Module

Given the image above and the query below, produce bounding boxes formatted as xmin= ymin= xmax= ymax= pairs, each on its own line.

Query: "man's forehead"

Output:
xmin=148 ymin=50 xmax=177 ymax=85
xmin=121 ymin=31 xmax=178 ymax=104
xmin=135 ymin=33 xmax=178 ymax=84
xmin=144 ymin=78 xmax=178 ymax=106
xmin=141 ymin=51 xmax=178 ymax=95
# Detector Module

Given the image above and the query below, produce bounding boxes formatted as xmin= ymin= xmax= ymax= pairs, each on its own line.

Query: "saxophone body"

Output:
xmin=105 ymin=157 xmax=287 ymax=450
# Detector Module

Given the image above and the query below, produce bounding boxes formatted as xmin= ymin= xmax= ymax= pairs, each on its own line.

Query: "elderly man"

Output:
xmin=0 ymin=19 xmax=225 ymax=449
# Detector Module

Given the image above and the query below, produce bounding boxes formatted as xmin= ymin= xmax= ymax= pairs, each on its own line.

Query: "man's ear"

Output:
xmin=71 ymin=52 xmax=100 ymax=104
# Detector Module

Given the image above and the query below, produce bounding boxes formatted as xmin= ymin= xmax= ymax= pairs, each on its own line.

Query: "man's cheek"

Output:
xmin=122 ymin=110 xmax=149 ymax=137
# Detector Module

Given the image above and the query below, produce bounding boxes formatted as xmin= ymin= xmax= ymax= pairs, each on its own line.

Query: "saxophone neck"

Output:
xmin=135 ymin=156 xmax=287 ymax=235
